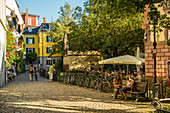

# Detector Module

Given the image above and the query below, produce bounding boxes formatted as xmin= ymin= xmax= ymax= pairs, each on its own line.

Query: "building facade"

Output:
xmin=0 ymin=0 xmax=24 ymax=87
xmin=142 ymin=1 xmax=170 ymax=79
xmin=23 ymin=16 xmax=60 ymax=70
xmin=22 ymin=8 xmax=39 ymax=26
xmin=0 ymin=0 xmax=7 ymax=87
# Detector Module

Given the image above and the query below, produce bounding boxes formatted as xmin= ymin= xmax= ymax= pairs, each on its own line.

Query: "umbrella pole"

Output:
xmin=90 ymin=62 xmax=92 ymax=71
xmin=127 ymin=64 xmax=129 ymax=75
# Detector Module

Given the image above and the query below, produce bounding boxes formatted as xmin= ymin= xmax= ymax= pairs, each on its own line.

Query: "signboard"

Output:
xmin=152 ymin=49 xmax=157 ymax=54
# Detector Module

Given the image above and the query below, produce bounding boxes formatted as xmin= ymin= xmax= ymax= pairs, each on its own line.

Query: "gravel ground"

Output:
xmin=0 ymin=71 xmax=157 ymax=113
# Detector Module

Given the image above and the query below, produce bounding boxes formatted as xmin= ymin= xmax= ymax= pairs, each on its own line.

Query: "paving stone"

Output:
xmin=0 ymin=71 xmax=160 ymax=113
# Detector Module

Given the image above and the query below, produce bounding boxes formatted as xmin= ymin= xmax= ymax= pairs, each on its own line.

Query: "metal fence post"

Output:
xmin=161 ymin=80 xmax=163 ymax=99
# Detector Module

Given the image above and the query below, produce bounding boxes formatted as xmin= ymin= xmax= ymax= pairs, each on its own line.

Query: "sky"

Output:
xmin=16 ymin=0 xmax=87 ymax=24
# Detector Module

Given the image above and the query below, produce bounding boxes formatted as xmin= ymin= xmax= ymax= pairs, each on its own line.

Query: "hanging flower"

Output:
xmin=15 ymin=39 xmax=16 ymax=41
xmin=19 ymin=46 xmax=21 ymax=48
xmin=9 ymin=47 xmax=12 ymax=49
xmin=8 ymin=52 xmax=10 ymax=54
xmin=11 ymin=34 xmax=13 ymax=35
xmin=9 ymin=29 xmax=11 ymax=31
xmin=20 ymin=42 xmax=22 ymax=44
xmin=14 ymin=46 xmax=16 ymax=49
xmin=6 ymin=58 xmax=8 ymax=60
xmin=5 ymin=55 xmax=7 ymax=57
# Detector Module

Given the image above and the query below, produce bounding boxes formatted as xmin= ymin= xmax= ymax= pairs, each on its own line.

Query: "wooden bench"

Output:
xmin=128 ymin=81 xmax=148 ymax=102
xmin=113 ymin=80 xmax=148 ymax=102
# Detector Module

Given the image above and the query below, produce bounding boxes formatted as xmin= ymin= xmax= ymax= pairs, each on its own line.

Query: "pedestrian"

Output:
xmin=29 ymin=65 xmax=34 ymax=81
xmin=34 ymin=66 xmax=38 ymax=81
xmin=48 ymin=64 xmax=55 ymax=83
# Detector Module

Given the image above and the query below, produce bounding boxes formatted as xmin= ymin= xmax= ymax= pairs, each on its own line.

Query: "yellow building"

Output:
xmin=23 ymin=23 xmax=61 ymax=69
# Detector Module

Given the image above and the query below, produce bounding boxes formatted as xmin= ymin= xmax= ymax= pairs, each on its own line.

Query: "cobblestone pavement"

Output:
xmin=0 ymin=72 xmax=157 ymax=113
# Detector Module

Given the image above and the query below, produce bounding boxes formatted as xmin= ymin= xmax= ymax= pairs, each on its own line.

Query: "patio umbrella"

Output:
xmin=99 ymin=55 xmax=145 ymax=74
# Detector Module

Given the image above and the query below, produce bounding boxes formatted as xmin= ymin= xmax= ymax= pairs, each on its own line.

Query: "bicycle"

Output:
xmin=101 ymin=76 xmax=114 ymax=93
xmin=151 ymin=98 xmax=170 ymax=113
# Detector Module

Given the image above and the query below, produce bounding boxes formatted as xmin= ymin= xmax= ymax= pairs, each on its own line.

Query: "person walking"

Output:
xmin=29 ymin=65 xmax=34 ymax=81
xmin=48 ymin=64 xmax=55 ymax=83
xmin=34 ymin=66 xmax=38 ymax=81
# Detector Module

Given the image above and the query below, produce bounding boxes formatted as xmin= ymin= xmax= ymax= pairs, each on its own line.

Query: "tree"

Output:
xmin=47 ymin=2 xmax=75 ymax=71
xmin=26 ymin=52 xmax=37 ymax=64
xmin=68 ymin=0 xmax=170 ymax=59
xmin=68 ymin=0 xmax=145 ymax=59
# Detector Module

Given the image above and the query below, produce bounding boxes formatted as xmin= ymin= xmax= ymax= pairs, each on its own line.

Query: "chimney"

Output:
xmin=25 ymin=8 xmax=28 ymax=26
xmin=43 ymin=17 xmax=46 ymax=23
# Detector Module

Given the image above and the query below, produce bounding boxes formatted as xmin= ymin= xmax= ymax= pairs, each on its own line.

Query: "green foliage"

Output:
xmin=68 ymin=0 xmax=145 ymax=58
xmin=47 ymin=2 xmax=74 ymax=56
xmin=147 ymin=0 xmax=170 ymax=31
xmin=55 ymin=59 xmax=63 ymax=72
xmin=26 ymin=52 xmax=37 ymax=64
xmin=6 ymin=26 xmax=20 ymax=68
xmin=167 ymin=39 xmax=170 ymax=46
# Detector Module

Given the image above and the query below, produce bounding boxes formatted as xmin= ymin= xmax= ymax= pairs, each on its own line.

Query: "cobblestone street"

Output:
xmin=0 ymin=72 xmax=156 ymax=113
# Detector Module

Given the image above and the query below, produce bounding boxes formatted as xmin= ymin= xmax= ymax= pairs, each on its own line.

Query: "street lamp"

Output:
xmin=149 ymin=6 xmax=158 ymax=84
xmin=153 ymin=22 xmax=157 ymax=84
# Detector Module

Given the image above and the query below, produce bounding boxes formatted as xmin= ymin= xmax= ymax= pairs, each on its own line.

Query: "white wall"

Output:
xmin=0 ymin=0 xmax=7 ymax=87
xmin=6 ymin=0 xmax=24 ymax=25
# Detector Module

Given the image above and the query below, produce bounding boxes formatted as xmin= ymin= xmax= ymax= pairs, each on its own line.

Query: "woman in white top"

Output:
xmin=119 ymin=76 xmax=134 ymax=100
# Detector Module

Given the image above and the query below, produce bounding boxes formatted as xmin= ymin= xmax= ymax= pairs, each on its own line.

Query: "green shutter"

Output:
xmin=33 ymin=38 xmax=34 ymax=44
xmin=26 ymin=38 xmax=28 ymax=44
xmin=26 ymin=48 xmax=28 ymax=53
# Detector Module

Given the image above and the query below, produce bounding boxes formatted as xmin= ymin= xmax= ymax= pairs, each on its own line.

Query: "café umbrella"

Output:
xmin=99 ymin=55 xmax=145 ymax=74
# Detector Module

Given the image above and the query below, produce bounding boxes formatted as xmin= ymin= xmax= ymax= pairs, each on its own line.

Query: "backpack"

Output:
xmin=30 ymin=67 xmax=33 ymax=72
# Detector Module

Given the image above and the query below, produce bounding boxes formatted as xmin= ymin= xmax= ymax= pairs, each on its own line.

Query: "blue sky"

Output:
xmin=16 ymin=0 xmax=87 ymax=24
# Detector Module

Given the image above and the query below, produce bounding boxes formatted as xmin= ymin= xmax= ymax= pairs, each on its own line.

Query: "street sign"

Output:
xmin=152 ymin=49 xmax=156 ymax=54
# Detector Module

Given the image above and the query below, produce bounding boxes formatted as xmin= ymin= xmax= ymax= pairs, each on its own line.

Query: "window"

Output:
xmin=28 ymin=28 xmax=32 ymax=32
xmin=168 ymin=62 xmax=170 ymax=78
xmin=167 ymin=0 xmax=169 ymax=8
xmin=46 ymin=47 xmax=51 ymax=54
xmin=26 ymin=37 xmax=34 ymax=44
xmin=26 ymin=48 xmax=35 ymax=53
xmin=28 ymin=18 xmax=31 ymax=25
xmin=46 ymin=59 xmax=55 ymax=65
xmin=46 ymin=36 xmax=54 ymax=42
xmin=49 ymin=25 xmax=52 ymax=30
